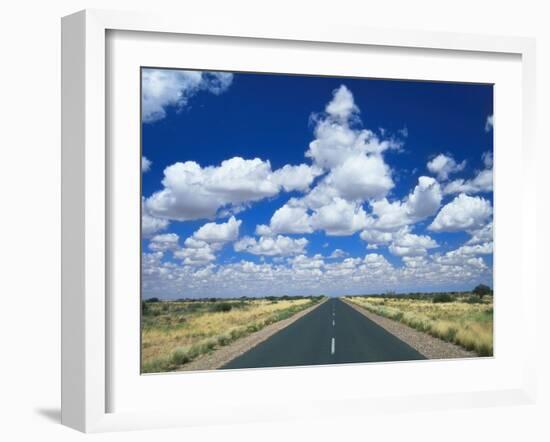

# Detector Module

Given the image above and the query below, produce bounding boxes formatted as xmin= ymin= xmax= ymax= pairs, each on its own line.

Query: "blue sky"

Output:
xmin=141 ymin=68 xmax=493 ymax=299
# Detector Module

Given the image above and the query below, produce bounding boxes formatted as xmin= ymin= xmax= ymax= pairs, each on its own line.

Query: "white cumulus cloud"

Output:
xmin=328 ymin=249 xmax=348 ymax=259
xmin=360 ymin=229 xmax=394 ymax=246
xmin=406 ymin=176 xmax=443 ymax=219
xmin=310 ymin=198 xmax=369 ymax=236
xmin=363 ymin=253 xmax=392 ymax=269
xmin=142 ymin=198 xmax=169 ymax=237
xmin=257 ymin=204 xmax=313 ymax=235
xmin=305 ymin=85 xmax=396 ymax=198
xmin=433 ymin=241 xmax=493 ymax=266
xmin=325 ymin=84 xmax=359 ymax=122
xmin=367 ymin=176 xmax=442 ymax=231
xmin=192 ymin=216 xmax=241 ymax=243
xmin=257 ymin=85 xmax=405 ymax=238
xmin=388 ymin=229 xmax=439 ymax=257
xmin=174 ymin=240 xmax=217 ymax=266
xmin=173 ymin=217 xmax=241 ymax=266
xmin=142 ymin=156 xmax=152 ymax=173
xmin=290 ymin=254 xmax=325 ymax=271
xmin=443 ymin=170 xmax=493 ymax=195
xmin=325 ymin=154 xmax=394 ymax=201
xmin=234 ymin=235 xmax=308 ymax=256
xmin=466 ymin=222 xmax=493 ymax=245
xmin=429 ymin=193 xmax=492 ymax=232
xmin=149 ymin=233 xmax=180 ymax=252
xmin=485 ymin=115 xmax=494 ymax=132
xmin=271 ymin=164 xmax=322 ymax=192
xmin=443 ymin=153 xmax=493 ymax=195
xmin=145 ymin=158 xmax=319 ymax=222
xmin=142 ymin=69 xmax=233 ymax=123
xmin=427 ymin=154 xmax=466 ymax=181
xmin=482 ymin=151 xmax=493 ymax=168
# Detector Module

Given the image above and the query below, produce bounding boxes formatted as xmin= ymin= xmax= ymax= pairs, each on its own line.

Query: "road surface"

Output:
xmin=222 ymin=297 xmax=425 ymax=369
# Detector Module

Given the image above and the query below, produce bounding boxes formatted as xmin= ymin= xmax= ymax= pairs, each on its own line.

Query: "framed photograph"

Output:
xmin=61 ymin=9 xmax=537 ymax=432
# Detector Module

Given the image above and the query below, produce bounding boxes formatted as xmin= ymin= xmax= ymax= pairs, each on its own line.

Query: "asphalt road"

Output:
xmin=222 ymin=297 xmax=425 ymax=369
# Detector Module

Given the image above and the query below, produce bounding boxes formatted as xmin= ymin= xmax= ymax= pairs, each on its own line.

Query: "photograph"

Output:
xmin=140 ymin=68 xmax=494 ymax=374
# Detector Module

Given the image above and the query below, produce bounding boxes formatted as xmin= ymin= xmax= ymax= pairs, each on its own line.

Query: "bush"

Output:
xmin=171 ymin=349 xmax=191 ymax=365
xmin=473 ymin=284 xmax=492 ymax=297
xmin=246 ymin=323 xmax=261 ymax=333
xmin=433 ymin=293 xmax=453 ymax=303
xmin=141 ymin=301 xmax=149 ymax=315
xmin=145 ymin=297 xmax=160 ymax=303
xmin=465 ymin=295 xmax=484 ymax=304
xmin=217 ymin=334 xmax=231 ymax=346
xmin=211 ymin=302 xmax=232 ymax=312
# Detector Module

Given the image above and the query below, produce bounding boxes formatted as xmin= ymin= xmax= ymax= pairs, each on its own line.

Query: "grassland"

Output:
xmin=344 ymin=293 xmax=493 ymax=356
xmin=141 ymin=296 xmax=324 ymax=373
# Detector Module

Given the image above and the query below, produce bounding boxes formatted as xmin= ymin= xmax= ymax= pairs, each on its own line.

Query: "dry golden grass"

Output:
xmin=141 ymin=297 xmax=322 ymax=373
xmin=344 ymin=295 xmax=493 ymax=356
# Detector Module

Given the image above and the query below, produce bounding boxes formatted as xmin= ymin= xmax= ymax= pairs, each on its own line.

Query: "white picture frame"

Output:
xmin=61 ymin=9 xmax=537 ymax=433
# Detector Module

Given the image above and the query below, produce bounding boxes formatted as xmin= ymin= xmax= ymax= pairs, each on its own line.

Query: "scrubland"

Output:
xmin=142 ymin=296 xmax=323 ymax=373
xmin=344 ymin=294 xmax=493 ymax=356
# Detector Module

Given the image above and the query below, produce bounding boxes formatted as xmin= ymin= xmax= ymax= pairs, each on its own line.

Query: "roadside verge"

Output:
xmin=176 ymin=298 xmax=328 ymax=371
xmin=341 ymin=298 xmax=476 ymax=360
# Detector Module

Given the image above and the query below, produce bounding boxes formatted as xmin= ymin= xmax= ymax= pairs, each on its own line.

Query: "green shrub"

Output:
xmin=229 ymin=329 xmax=243 ymax=339
xmin=433 ymin=293 xmax=453 ymax=303
xmin=217 ymin=334 xmax=231 ymax=346
xmin=211 ymin=302 xmax=232 ymax=312
xmin=141 ymin=301 xmax=149 ymax=315
xmin=171 ymin=349 xmax=191 ymax=365
xmin=465 ymin=295 xmax=484 ymax=304
xmin=246 ymin=323 xmax=261 ymax=333
xmin=392 ymin=311 xmax=404 ymax=321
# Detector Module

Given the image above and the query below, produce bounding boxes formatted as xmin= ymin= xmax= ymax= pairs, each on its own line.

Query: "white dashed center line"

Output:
xmin=332 ymin=319 xmax=335 ymax=327
xmin=331 ymin=338 xmax=335 ymax=355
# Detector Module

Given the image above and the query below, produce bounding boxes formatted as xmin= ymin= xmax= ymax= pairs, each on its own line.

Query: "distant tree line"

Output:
xmin=351 ymin=284 xmax=493 ymax=302
xmin=142 ymin=294 xmax=325 ymax=303
xmin=141 ymin=294 xmax=326 ymax=316
xmin=168 ymin=294 xmax=325 ymax=302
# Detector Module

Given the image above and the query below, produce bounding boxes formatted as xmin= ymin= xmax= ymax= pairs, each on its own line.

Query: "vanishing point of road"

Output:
xmin=222 ymin=298 xmax=425 ymax=369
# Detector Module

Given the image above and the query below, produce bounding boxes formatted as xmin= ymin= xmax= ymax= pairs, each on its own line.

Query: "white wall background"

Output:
xmin=0 ymin=1 xmax=547 ymax=441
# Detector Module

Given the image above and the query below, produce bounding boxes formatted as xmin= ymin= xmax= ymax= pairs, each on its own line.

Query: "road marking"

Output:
xmin=332 ymin=320 xmax=335 ymax=327
xmin=331 ymin=337 xmax=335 ymax=355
